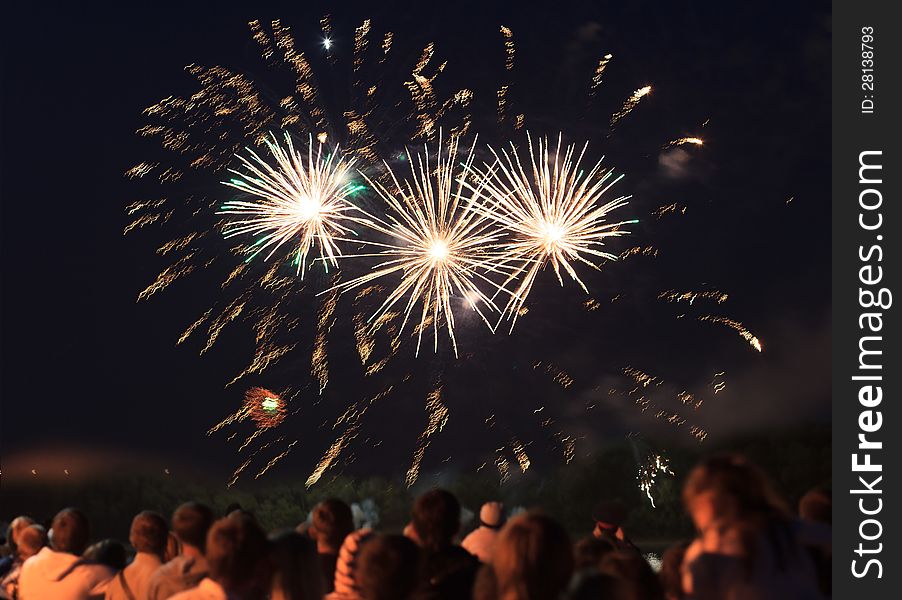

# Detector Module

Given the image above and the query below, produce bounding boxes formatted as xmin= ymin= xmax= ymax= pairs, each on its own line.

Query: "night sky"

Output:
xmin=1 ymin=1 xmax=831 ymax=483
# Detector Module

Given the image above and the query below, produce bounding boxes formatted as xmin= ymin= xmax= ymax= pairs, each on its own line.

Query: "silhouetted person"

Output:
xmin=310 ymin=499 xmax=354 ymax=594
xmin=462 ymin=502 xmax=504 ymax=563
xmin=169 ymin=514 xmax=268 ymax=600
xmin=148 ymin=502 xmax=214 ymax=600
xmin=326 ymin=528 xmax=373 ymax=600
xmin=797 ymin=488 xmax=832 ymax=597
xmin=599 ymin=549 xmax=665 ymax=600
xmin=592 ymin=500 xmax=640 ymax=554
xmin=658 ymin=541 xmax=689 ymax=600
xmin=269 ymin=530 xmax=325 ymax=600
xmin=0 ymin=518 xmax=36 ymax=577
xmin=84 ymin=540 xmax=127 ymax=571
xmin=681 ymin=455 xmax=822 ymax=600
xmin=18 ymin=508 xmax=114 ymax=599
xmin=410 ymin=489 xmax=478 ymax=600
xmin=357 ymin=534 xmax=420 ymax=600
xmin=1 ymin=525 xmax=47 ymax=599
xmin=105 ymin=511 xmax=168 ymax=600
xmin=491 ymin=512 xmax=574 ymax=600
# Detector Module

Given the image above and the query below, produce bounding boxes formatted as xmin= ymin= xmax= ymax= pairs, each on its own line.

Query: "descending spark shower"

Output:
xmin=128 ymin=16 xmax=764 ymax=497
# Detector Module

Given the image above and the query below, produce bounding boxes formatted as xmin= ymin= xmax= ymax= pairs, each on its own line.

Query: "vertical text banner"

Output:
xmin=833 ymin=0 xmax=900 ymax=596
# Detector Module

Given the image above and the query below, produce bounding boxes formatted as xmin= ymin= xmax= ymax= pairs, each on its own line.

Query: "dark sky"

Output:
xmin=1 ymin=1 xmax=831 ymax=483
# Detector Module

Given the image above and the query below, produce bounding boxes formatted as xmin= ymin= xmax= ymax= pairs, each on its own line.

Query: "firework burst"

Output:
xmin=466 ymin=133 xmax=635 ymax=331
xmin=218 ymin=132 xmax=366 ymax=277
xmin=324 ymin=134 xmax=509 ymax=357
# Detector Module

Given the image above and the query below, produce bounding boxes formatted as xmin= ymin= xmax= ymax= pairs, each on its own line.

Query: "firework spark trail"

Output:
xmin=500 ymin=26 xmax=515 ymax=71
xmin=466 ymin=133 xmax=634 ymax=331
xmin=510 ymin=438 xmax=531 ymax=472
xmin=637 ymin=453 xmax=674 ymax=508
xmin=137 ymin=253 xmax=195 ymax=301
xmin=218 ymin=132 xmax=365 ymax=277
xmin=256 ymin=440 xmax=298 ymax=479
xmin=533 ymin=361 xmax=575 ymax=388
xmin=312 ymin=285 xmax=339 ymax=394
xmin=405 ymin=43 xmax=445 ymax=140
xmin=658 ymin=290 xmax=729 ymax=305
xmin=621 ymin=368 xmax=709 ymax=441
xmin=405 ymin=387 xmax=449 ymax=487
xmin=305 ymin=385 xmax=396 ymax=486
xmin=623 ymin=366 xmax=662 ymax=391
xmin=620 ymin=245 xmax=658 ymax=259
xmin=677 ymin=390 xmax=703 ymax=409
xmin=653 ymin=202 xmax=687 ymax=218
xmin=590 ymin=54 xmax=613 ymax=95
xmin=124 ymin=210 xmax=173 ymax=235
xmin=711 ymin=371 xmax=726 ymax=394
xmin=324 ymin=135 xmax=510 ymax=357
xmin=495 ymin=455 xmax=512 ymax=484
xmin=610 ymin=85 xmax=651 ymax=127
xmin=663 ymin=136 xmax=704 ymax=149
xmin=699 ymin=315 xmax=763 ymax=352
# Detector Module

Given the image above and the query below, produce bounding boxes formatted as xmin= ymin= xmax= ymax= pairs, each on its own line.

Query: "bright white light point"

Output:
xmin=323 ymin=37 xmax=333 ymax=50
xmin=429 ymin=239 xmax=449 ymax=261
xmin=543 ymin=223 xmax=565 ymax=245
xmin=294 ymin=196 xmax=320 ymax=222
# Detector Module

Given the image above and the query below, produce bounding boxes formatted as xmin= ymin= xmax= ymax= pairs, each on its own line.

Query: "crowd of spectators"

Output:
xmin=0 ymin=454 xmax=832 ymax=599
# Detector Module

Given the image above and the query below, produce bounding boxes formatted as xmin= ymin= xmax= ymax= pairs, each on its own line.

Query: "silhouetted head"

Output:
xmin=269 ymin=530 xmax=324 ymax=600
xmin=492 ymin=511 xmax=574 ymax=600
xmin=50 ymin=508 xmax=90 ymax=555
xmin=172 ymin=502 xmax=214 ymax=552
xmin=683 ymin=454 xmax=786 ymax=532
xmin=412 ymin=489 xmax=461 ymax=551
xmin=311 ymin=498 xmax=355 ymax=552
xmin=130 ymin=511 xmax=168 ymax=556
xmin=357 ymin=534 xmax=421 ymax=600
xmin=206 ymin=514 xmax=269 ymax=593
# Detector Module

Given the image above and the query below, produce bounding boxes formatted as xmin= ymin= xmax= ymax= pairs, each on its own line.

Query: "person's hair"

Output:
xmin=682 ymin=454 xmax=787 ymax=525
xmin=312 ymin=498 xmax=355 ymax=551
xmin=798 ymin=488 xmax=831 ymax=524
xmin=573 ymin=536 xmax=616 ymax=570
xmin=268 ymin=530 xmax=324 ymax=600
xmin=206 ymin=514 xmax=268 ymax=591
xmin=130 ymin=511 xmax=168 ymax=555
xmin=6 ymin=517 xmax=36 ymax=553
xmin=172 ymin=502 xmax=214 ymax=551
xmin=357 ymin=534 xmax=420 ymax=600
xmin=412 ymin=489 xmax=461 ymax=551
xmin=659 ymin=542 xmax=689 ymax=600
xmin=50 ymin=508 xmax=91 ymax=555
xmin=599 ymin=550 xmax=665 ymax=600
xmin=17 ymin=525 xmax=48 ymax=559
xmin=492 ymin=511 xmax=574 ymax=600
xmin=84 ymin=539 xmax=128 ymax=570
xmin=683 ymin=454 xmax=800 ymax=574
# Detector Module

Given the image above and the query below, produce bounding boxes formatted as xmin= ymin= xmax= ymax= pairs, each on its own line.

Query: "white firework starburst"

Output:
xmin=466 ymin=133 xmax=635 ymax=331
xmin=218 ymin=132 xmax=365 ymax=277
xmin=325 ymin=134 xmax=510 ymax=357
